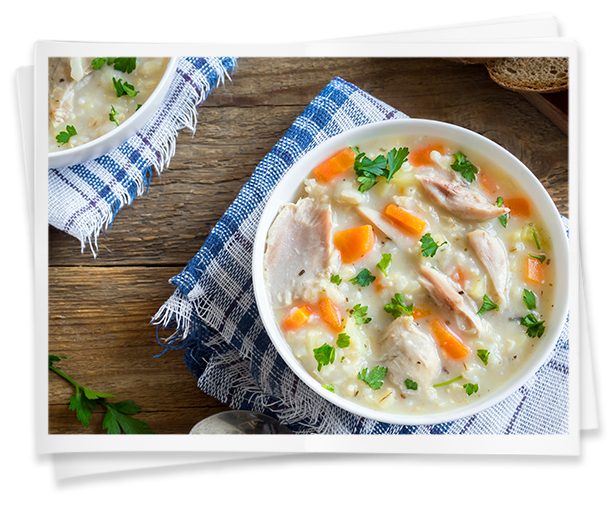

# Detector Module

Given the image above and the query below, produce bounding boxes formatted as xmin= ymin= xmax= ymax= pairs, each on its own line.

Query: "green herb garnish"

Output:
xmin=377 ymin=253 xmax=392 ymax=277
xmin=523 ymin=289 xmax=537 ymax=310
xmin=463 ymin=383 xmax=479 ymax=396
xmin=404 ymin=378 xmax=418 ymax=391
xmin=112 ymin=77 xmax=140 ymax=98
xmin=532 ymin=227 xmax=541 ymax=250
xmin=477 ymin=294 xmax=499 ymax=316
xmin=92 ymin=57 xmax=137 ymax=74
xmin=477 ymin=349 xmax=490 ymax=366
xmin=350 ymin=268 xmax=376 ymax=287
xmin=336 ymin=333 xmax=351 ymax=349
xmin=419 ymin=233 xmax=447 ymax=258
xmin=330 ymin=274 xmax=342 ymax=285
xmin=322 ymin=384 xmax=335 ymax=393
xmin=496 ymin=197 xmax=508 ymax=228
xmin=384 ymin=293 xmax=414 ymax=319
xmin=451 ymin=152 xmax=478 ymax=183
xmin=109 ymin=105 xmax=120 ymax=126
xmin=357 ymin=366 xmax=387 ymax=390
xmin=352 ymin=146 xmax=410 ymax=192
xmin=313 ymin=343 xmax=336 ymax=371
xmin=520 ymin=314 xmax=546 ymax=338
xmin=352 ymin=304 xmax=372 ymax=325
xmin=529 ymin=253 xmax=546 ymax=264
xmin=433 ymin=375 xmax=463 ymax=388
xmin=55 ymin=125 xmax=77 ymax=145
xmin=48 ymin=355 xmax=154 ymax=434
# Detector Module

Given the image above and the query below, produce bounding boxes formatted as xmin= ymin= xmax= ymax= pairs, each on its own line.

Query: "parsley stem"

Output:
xmin=49 ymin=365 xmax=82 ymax=390
xmin=433 ymin=375 xmax=463 ymax=388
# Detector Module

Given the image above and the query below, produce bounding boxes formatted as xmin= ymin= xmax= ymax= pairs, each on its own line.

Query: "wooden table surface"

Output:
xmin=48 ymin=57 xmax=569 ymax=434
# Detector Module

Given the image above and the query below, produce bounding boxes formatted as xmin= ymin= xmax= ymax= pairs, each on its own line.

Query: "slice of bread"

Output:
xmin=485 ymin=57 xmax=568 ymax=93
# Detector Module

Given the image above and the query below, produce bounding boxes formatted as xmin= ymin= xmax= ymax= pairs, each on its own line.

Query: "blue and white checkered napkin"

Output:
xmin=48 ymin=57 xmax=238 ymax=254
xmin=154 ymin=77 xmax=570 ymax=435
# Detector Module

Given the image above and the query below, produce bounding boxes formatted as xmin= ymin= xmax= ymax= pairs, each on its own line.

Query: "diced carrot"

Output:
xmin=478 ymin=170 xmax=499 ymax=197
xmin=384 ymin=204 xmax=428 ymax=235
xmin=411 ymin=306 xmax=432 ymax=319
xmin=333 ymin=225 xmax=375 ymax=264
xmin=505 ymin=197 xmax=531 ymax=218
xmin=524 ymin=257 xmax=545 ymax=284
xmin=283 ymin=305 xmax=312 ymax=330
xmin=409 ymin=143 xmax=446 ymax=167
xmin=431 ymin=319 xmax=470 ymax=360
xmin=374 ymin=280 xmax=386 ymax=293
xmin=312 ymin=147 xmax=357 ymax=183
xmin=319 ymin=298 xmax=343 ymax=330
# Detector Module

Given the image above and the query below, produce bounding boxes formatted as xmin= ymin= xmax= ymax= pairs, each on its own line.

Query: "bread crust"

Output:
xmin=485 ymin=57 xmax=569 ymax=93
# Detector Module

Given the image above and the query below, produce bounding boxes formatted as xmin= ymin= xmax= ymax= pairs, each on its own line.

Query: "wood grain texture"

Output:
xmin=48 ymin=57 xmax=569 ymax=435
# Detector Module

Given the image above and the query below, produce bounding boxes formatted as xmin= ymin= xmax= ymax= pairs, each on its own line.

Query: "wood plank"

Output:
xmin=48 ymin=266 xmax=228 ymax=435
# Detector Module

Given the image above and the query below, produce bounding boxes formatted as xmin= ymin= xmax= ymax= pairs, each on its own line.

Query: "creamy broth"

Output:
xmin=263 ymin=135 xmax=556 ymax=416
xmin=48 ymin=57 xmax=170 ymax=152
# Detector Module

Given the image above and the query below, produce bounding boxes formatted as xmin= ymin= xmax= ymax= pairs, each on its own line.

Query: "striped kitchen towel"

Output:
xmin=154 ymin=77 xmax=570 ymax=435
xmin=48 ymin=57 xmax=238 ymax=255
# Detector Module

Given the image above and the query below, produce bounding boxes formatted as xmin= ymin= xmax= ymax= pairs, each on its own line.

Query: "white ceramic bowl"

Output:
xmin=252 ymin=118 xmax=569 ymax=426
xmin=48 ymin=57 xmax=179 ymax=169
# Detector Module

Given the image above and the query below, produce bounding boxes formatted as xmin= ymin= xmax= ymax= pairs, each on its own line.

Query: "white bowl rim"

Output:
xmin=252 ymin=118 xmax=569 ymax=426
xmin=48 ymin=57 xmax=179 ymax=168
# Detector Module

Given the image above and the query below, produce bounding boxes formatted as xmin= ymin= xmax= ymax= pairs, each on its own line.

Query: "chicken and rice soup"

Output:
xmin=263 ymin=136 xmax=555 ymax=416
xmin=49 ymin=57 xmax=170 ymax=152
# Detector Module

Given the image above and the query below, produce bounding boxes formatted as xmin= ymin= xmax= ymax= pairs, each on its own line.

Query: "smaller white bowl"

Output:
xmin=48 ymin=57 xmax=179 ymax=169
xmin=252 ymin=118 xmax=569 ymax=426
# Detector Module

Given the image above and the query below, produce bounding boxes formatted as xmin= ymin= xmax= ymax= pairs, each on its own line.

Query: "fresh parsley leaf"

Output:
xmin=336 ymin=333 xmax=351 ymax=349
xmin=529 ymin=253 xmax=546 ymax=263
xmin=48 ymin=355 xmax=154 ymax=434
xmin=477 ymin=294 xmax=499 ymax=316
xmin=433 ymin=375 xmax=463 ymax=388
xmin=353 ymin=151 xmax=388 ymax=192
xmin=101 ymin=400 xmax=154 ymax=434
xmin=352 ymin=304 xmax=372 ymax=325
xmin=109 ymin=57 xmax=137 ymax=74
xmin=91 ymin=57 xmax=107 ymax=70
xmin=384 ymin=293 xmax=414 ymax=319
xmin=520 ymin=313 xmax=546 ymax=338
xmin=404 ymin=378 xmax=418 ymax=391
xmin=451 ymin=152 xmax=478 ymax=183
xmin=463 ymin=383 xmax=479 ymax=396
xmin=532 ymin=227 xmax=541 ymax=250
xmin=112 ymin=77 xmax=140 ymax=98
xmin=55 ymin=125 xmax=77 ymax=145
xmin=322 ymin=384 xmax=335 ymax=392
xmin=357 ymin=366 xmax=387 ymax=390
xmin=477 ymin=349 xmax=490 ymax=366
xmin=350 ymin=268 xmax=376 ymax=287
xmin=420 ymin=233 xmax=447 ymax=257
xmin=109 ymin=105 xmax=120 ymax=126
xmin=385 ymin=147 xmax=410 ymax=182
xmin=496 ymin=197 xmax=508 ymax=228
xmin=523 ymin=289 xmax=537 ymax=310
xmin=135 ymin=104 xmax=142 ymax=111
xmin=313 ymin=343 xmax=335 ymax=371
xmin=377 ymin=253 xmax=392 ymax=277
xmin=330 ymin=274 xmax=342 ymax=285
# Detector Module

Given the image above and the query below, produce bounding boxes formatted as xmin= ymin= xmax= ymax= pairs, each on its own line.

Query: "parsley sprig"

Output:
xmin=477 ymin=294 xmax=499 ymax=316
xmin=384 ymin=293 xmax=414 ymax=319
xmin=352 ymin=146 xmax=410 ymax=193
xmin=313 ymin=343 xmax=336 ymax=371
xmin=357 ymin=366 xmax=387 ymax=390
xmin=48 ymin=355 xmax=154 ymax=434
xmin=477 ymin=349 xmax=490 ymax=365
xmin=451 ymin=152 xmax=479 ymax=183
xmin=56 ymin=125 xmax=77 ymax=145
xmin=377 ymin=253 xmax=392 ymax=277
xmin=523 ymin=289 xmax=537 ymax=310
xmin=496 ymin=197 xmax=508 ymax=228
xmin=350 ymin=268 xmax=376 ymax=287
xmin=112 ymin=77 xmax=140 ymax=98
xmin=520 ymin=314 xmax=546 ymax=338
xmin=420 ymin=233 xmax=447 ymax=257
xmin=92 ymin=57 xmax=138 ymax=74
xmin=352 ymin=304 xmax=372 ymax=325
